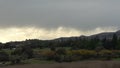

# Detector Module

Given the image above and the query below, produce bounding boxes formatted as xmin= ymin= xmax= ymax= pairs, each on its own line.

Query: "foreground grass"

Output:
xmin=33 ymin=47 xmax=71 ymax=52
xmin=22 ymin=59 xmax=55 ymax=64
xmin=113 ymin=58 xmax=120 ymax=61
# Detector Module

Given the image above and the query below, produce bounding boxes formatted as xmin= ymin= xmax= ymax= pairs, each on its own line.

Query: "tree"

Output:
xmin=55 ymin=48 xmax=66 ymax=62
xmin=88 ymin=36 xmax=100 ymax=50
xmin=56 ymin=48 xmax=66 ymax=55
xmin=102 ymin=38 xmax=113 ymax=49
xmin=0 ymin=43 xmax=3 ymax=50
xmin=112 ymin=34 xmax=118 ymax=49
xmin=117 ymin=39 xmax=120 ymax=50
xmin=21 ymin=45 xmax=33 ymax=59
xmin=11 ymin=45 xmax=33 ymax=61
xmin=0 ymin=51 xmax=9 ymax=64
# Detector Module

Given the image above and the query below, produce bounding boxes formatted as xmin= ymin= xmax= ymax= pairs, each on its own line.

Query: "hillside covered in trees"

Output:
xmin=0 ymin=30 xmax=120 ymax=65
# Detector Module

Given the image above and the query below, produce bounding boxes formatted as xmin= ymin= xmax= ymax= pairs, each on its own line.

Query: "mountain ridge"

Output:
xmin=53 ymin=30 xmax=120 ymax=41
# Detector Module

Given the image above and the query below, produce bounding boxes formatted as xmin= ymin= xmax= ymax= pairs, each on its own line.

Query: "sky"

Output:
xmin=0 ymin=0 xmax=120 ymax=42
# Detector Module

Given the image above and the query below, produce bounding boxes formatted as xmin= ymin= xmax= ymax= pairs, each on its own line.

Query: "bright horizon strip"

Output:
xmin=0 ymin=26 xmax=118 ymax=43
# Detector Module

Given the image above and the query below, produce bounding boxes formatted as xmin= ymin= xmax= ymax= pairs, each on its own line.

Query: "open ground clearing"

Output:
xmin=1 ymin=61 xmax=120 ymax=68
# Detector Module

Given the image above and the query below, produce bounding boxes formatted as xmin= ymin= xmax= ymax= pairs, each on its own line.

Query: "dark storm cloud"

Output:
xmin=0 ymin=0 xmax=119 ymax=42
xmin=0 ymin=0 xmax=120 ymax=30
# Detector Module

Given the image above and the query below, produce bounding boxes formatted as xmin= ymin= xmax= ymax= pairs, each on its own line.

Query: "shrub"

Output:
xmin=112 ymin=50 xmax=120 ymax=58
xmin=0 ymin=51 xmax=9 ymax=64
xmin=9 ymin=55 xmax=21 ymax=64
xmin=99 ymin=50 xmax=113 ymax=60
xmin=39 ymin=50 xmax=55 ymax=60
xmin=71 ymin=50 xmax=96 ymax=60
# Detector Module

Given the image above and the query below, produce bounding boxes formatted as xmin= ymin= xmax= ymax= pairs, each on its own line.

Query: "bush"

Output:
xmin=99 ymin=50 xmax=113 ymax=60
xmin=56 ymin=48 xmax=66 ymax=55
xmin=12 ymin=45 xmax=33 ymax=59
xmin=36 ymin=50 xmax=56 ymax=60
xmin=0 ymin=51 xmax=9 ymax=64
xmin=71 ymin=50 xmax=96 ymax=60
xmin=111 ymin=50 xmax=120 ymax=58
xmin=9 ymin=55 xmax=21 ymax=64
xmin=33 ymin=49 xmax=120 ymax=62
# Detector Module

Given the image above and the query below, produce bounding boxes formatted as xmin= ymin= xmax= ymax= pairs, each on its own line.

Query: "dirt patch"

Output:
xmin=1 ymin=61 xmax=120 ymax=68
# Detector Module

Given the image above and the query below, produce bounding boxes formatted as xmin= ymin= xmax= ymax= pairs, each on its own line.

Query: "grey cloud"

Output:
xmin=0 ymin=0 xmax=120 ymax=30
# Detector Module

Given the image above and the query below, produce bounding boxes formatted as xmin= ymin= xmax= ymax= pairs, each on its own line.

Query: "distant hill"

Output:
xmin=53 ymin=30 xmax=120 ymax=41
xmin=3 ymin=30 xmax=120 ymax=49
xmin=88 ymin=30 xmax=120 ymax=40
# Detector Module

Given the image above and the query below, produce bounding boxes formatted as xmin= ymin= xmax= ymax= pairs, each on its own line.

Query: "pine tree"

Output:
xmin=112 ymin=34 xmax=118 ymax=49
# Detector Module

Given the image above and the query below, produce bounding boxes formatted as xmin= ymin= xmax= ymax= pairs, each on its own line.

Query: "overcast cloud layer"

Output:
xmin=0 ymin=0 xmax=120 ymax=42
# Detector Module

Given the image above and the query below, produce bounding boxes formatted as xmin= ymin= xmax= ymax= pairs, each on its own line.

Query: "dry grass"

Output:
xmin=1 ymin=61 xmax=120 ymax=68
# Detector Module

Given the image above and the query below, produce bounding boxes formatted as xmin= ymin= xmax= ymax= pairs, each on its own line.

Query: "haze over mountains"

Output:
xmin=53 ymin=30 xmax=120 ymax=42
xmin=0 ymin=27 xmax=117 ymax=43
xmin=2 ymin=29 xmax=120 ymax=43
